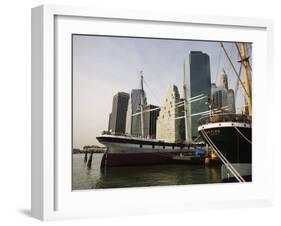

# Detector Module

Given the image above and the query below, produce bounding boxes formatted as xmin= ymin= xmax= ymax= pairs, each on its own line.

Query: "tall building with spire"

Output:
xmin=212 ymin=69 xmax=236 ymax=113
xmin=184 ymin=51 xmax=211 ymax=140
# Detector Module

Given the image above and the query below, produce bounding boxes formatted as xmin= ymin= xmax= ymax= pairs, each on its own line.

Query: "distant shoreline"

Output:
xmin=72 ymin=147 xmax=106 ymax=154
xmin=72 ymin=151 xmax=104 ymax=154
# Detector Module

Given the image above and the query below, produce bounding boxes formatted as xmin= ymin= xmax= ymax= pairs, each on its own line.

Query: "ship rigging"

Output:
xmin=198 ymin=42 xmax=252 ymax=182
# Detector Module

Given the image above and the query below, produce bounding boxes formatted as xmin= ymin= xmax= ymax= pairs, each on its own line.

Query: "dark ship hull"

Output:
xmin=97 ymin=134 xmax=203 ymax=168
xmin=100 ymin=152 xmax=184 ymax=168
xmin=198 ymin=114 xmax=252 ymax=182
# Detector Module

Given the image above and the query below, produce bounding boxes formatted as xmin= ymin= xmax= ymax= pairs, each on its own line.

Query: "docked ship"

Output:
xmin=97 ymin=133 xmax=200 ymax=167
xmin=97 ymin=73 xmax=203 ymax=168
xmin=198 ymin=43 xmax=252 ymax=182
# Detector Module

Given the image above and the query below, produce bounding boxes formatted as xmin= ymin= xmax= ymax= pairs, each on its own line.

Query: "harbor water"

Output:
xmin=72 ymin=153 xmax=222 ymax=190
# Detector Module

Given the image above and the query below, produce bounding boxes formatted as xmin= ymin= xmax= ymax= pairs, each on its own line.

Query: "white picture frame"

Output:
xmin=31 ymin=4 xmax=274 ymax=221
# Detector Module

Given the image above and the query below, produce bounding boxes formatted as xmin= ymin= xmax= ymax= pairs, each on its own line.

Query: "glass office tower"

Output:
xmin=184 ymin=51 xmax=211 ymax=139
xmin=109 ymin=92 xmax=129 ymax=134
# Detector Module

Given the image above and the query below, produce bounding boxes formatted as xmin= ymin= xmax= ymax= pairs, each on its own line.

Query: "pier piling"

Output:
xmin=87 ymin=152 xmax=93 ymax=168
xmin=84 ymin=151 xmax=88 ymax=162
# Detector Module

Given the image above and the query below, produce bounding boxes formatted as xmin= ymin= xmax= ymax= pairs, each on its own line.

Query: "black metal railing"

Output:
xmin=198 ymin=113 xmax=251 ymax=126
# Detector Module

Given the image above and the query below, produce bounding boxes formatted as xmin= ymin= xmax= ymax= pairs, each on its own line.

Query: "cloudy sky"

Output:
xmin=72 ymin=35 xmax=250 ymax=149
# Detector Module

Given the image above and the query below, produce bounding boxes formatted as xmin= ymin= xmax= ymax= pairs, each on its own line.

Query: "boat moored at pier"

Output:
xmin=198 ymin=113 xmax=252 ymax=181
xmin=197 ymin=43 xmax=252 ymax=182
xmin=97 ymin=133 xmax=203 ymax=167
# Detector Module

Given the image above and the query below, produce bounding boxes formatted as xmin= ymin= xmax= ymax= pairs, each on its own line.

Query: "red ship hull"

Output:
xmin=101 ymin=152 xmax=183 ymax=168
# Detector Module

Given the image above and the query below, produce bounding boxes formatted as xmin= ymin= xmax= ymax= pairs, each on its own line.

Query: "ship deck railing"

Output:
xmin=101 ymin=130 xmax=155 ymax=139
xmin=198 ymin=113 xmax=251 ymax=126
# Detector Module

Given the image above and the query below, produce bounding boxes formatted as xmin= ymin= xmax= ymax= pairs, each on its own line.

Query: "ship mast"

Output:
xmin=183 ymin=83 xmax=192 ymax=144
xmin=140 ymin=71 xmax=145 ymax=137
xmin=220 ymin=42 xmax=252 ymax=117
xmin=240 ymin=43 xmax=252 ymax=116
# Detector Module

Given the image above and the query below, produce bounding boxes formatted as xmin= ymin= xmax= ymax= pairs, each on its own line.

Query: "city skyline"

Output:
xmin=73 ymin=35 xmax=250 ymax=149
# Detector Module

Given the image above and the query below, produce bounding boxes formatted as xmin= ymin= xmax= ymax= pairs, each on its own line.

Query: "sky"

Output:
xmin=72 ymin=35 xmax=251 ymax=149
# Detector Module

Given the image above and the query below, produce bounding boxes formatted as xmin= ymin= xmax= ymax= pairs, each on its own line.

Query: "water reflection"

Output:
xmin=72 ymin=153 xmax=221 ymax=190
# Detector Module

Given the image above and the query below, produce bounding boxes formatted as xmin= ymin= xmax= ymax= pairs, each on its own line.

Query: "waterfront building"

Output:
xmin=156 ymin=85 xmax=185 ymax=143
xmin=109 ymin=92 xmax=129 ymax=134
xmin=125 ymin=89 xmax=148 ymax=137
xmin=184 ymin=51 xmax=211 ymax=140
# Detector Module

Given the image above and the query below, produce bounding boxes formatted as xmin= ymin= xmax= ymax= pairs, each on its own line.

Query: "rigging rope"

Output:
xmin=200 ymin=129 xmax=245 ymax=182
xmin=215 ymin=44 xmax=222 ymax=84
xmin=143 ymin=79 xmax=161 ymax=105
xmin=225 ymin=43 xmax=234 ymax=84
xmin=234 ymin=127 xmax=252 ymax=144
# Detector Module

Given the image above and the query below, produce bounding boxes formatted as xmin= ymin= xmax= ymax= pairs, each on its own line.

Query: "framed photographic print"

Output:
xmin=31 ymin=4 xmax=274 ymax=220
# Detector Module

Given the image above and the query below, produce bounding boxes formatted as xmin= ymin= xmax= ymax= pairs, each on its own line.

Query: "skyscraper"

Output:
xmin=125 ymin=89 xmax=148 ymax=137
xmin=211 ymin=83 xmax=217 ymax=98
xmin=220 ymin=69 xmax=228 ymax=90
xmin=108 ymin=113 xmax=112 ymax=131
xmin=227 ymin=89 xmax=236 ymax=113
xmin=212 ymin=70 xmax=236 ymax=113
xmin=184 ymin=51 xmax=211 ymax=140
xmin=213 ymin=89 xmax=228 ymax=109
xmin=109 ymin=92 xmax=129 ymax=134
xmin=145 ymin=104 xmax=160 ymax=139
